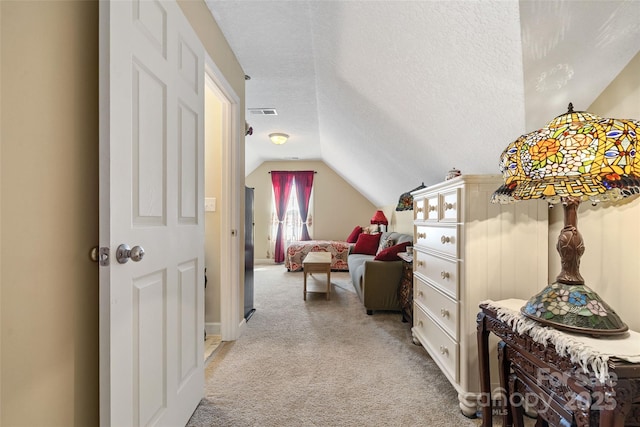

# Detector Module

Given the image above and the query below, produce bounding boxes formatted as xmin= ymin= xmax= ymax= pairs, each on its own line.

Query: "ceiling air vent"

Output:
xmin=248 ymin=108 xmax=278 ymax=115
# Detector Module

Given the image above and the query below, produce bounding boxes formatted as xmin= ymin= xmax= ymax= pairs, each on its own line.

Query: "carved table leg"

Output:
xmin=477 ymin=311 xmax=492 ymax=426
xmin=597 ymin=383 xmax=624 ymax=427
xmin=509 ymin=374 xmax=525 ymax=427
xmin=534 ymin=417 xmax=548 ymax=427
xmin=498 ymin=341 xmax=513 ymax=427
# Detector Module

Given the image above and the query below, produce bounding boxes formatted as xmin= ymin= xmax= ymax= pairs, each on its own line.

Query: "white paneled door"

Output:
xmin=99 ymin=1 xmax=205 ymax=425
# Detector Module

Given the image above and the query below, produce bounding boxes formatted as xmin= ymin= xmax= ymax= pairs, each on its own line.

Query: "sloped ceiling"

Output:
xmin=205 ymin=0 xmax=640 ymax=207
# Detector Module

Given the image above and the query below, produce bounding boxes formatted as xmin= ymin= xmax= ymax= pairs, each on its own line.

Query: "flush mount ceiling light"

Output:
xmin=269 ymin=133 xmax=289 ymax=145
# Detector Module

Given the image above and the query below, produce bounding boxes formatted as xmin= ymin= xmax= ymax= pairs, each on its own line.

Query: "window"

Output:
xmin=269 ymin=170 xmax=315 ymax=262
xmin=269 ymin=182 xmax=313 ymax=258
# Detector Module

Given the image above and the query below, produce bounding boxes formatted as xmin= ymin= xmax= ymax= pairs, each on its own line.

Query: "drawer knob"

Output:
xmin=440 ymin=271 xmax=450 ymax=279
xmin=417 ymin=207 xmax=424 ymax=213
xmin=439 ymin=345 xmax=449 ymax=356
xmin=440 ymin=308 xmax=450 ymax=318
xmin=418 ymin=320 xmax=424 ymax=327
xmin=417 ymin=260 xmax=425 ymax=267
xmin=417 ymin=232 xmax=426 ymax=239
xmin=444 ymin=202 xmax=455 ymax=211
xmin=417 ymin=291 xmax=424 ymax=297
xmin=428 ymin=205 xmax=437 ymax=212
xmin=440 ymin=235 xmax=451 ymax=244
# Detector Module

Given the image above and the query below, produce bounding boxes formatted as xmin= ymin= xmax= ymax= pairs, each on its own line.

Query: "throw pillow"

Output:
xmin=346 ymin=226 xmax=363 ymax=243
xmin=352 ymin=233 xmax=382 ymax=256
xmin=377 ymin=237 xmax=396 ymax=255
xmin=374 ymin=242 xmax=412 ymax=261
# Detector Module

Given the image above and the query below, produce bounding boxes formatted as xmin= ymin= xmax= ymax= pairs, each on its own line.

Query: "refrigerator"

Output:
xmin=244 ymin=186 xmax=255 ymax=320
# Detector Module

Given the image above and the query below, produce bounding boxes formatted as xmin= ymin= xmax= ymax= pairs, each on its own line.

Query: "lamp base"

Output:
xmin=521 ymin=282 xmax=628 ymax=337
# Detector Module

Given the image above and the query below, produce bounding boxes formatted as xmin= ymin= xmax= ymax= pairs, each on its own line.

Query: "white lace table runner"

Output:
xmin=482 ymin=298 xmax=640 ymax=383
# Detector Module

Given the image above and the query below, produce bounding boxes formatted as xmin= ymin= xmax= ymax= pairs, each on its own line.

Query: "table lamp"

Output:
xmin=491 ymin=103 xmax=640 ymax=336
xmin=370 ymin=210 xmax=388 ymax=233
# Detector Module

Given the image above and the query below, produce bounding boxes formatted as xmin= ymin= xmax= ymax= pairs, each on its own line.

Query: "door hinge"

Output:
xmin=90 ymin=246 xmax=110 ymax=266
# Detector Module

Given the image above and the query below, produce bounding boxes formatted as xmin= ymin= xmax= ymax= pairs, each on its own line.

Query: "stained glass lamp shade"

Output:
xmin=492 ymin=103 xmax=640 ymax=336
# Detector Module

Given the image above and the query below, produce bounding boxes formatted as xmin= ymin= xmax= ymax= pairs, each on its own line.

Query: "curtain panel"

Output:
xmin=293 ymin=171 xmax=314 ymax=241
xmin=270 ymin=171 xmax=294 ymax=263
xmin=270 ymin=170 xmax=315 ymax=263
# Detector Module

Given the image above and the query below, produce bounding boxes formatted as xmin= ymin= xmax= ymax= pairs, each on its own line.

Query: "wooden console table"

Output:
xmin=477 ymin=300 xmax=640 ymax=427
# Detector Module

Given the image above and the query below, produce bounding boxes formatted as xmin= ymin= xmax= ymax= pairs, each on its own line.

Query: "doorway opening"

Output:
xmin=203 ymin=64 xmax=243 ymax=358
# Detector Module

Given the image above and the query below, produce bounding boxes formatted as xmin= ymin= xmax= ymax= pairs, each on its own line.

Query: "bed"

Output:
xmin=284 ymin=240 xmax=353 ymax=272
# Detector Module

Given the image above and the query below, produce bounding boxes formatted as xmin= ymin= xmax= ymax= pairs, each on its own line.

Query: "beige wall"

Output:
xmin=548 ymin=51 xmax=640 ymax=332
xmin=1 ymin=2 xmax=99 ymax=425
xmin=379 ymin=205 xmax=414 ymax=235
xmin=0 ymin=3 xmax=4 ymax=421
xmin=246 ymin=161 xmax=377 ymax=262
xmin=0 ymin=1 xmax=244 ymax=425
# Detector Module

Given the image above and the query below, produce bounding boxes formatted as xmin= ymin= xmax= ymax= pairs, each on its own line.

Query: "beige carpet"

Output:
xmin=204 ymin=334 xmax=222 ymax=362
xmin=187 ymin=265 xmax=502 ymax=426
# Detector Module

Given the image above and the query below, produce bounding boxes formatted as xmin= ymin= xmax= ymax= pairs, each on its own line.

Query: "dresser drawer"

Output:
xmin=414 ymin=196 xmax=426 ymax=221
xmin=414 ymin=251 xmax=458 ymax=298
xmin=426 ymin=194 xmax=439 ymax=221
xmin=415 ymin=225 xmax=458 ymax=256
xmin=439 ymin=189 xmax=459 ymax=222
xmin=413 ymin=305 xmax=459 ymax=382
xmin=414 ymin=277 xmax=458 ymax=339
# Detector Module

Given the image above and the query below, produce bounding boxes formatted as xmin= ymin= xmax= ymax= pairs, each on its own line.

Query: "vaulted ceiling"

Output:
xmin=205 ymin=0 xmax=640 ymax=207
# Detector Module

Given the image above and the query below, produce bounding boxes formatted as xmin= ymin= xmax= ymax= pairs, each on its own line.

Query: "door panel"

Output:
xmin=133 ymin=270 xmax=166 ymax=426
xmin=99 ymin=1 xmax=205 ymax=425
xmin=133 ymin=62 xmax=166 ymax=224
xmin=179 ymin=104 xmax=198 ymax=223
xmin=178 ymin=259 xmax=199 ymax=383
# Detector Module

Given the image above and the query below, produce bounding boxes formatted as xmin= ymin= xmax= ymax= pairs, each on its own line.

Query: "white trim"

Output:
xmin=205 ymin=322 xmax=221 ymax=336
xmin=97 ymin=3 xmax=112 ymax=424
xmin=204 ymin=57 xmax=242 ymax=342
xmin=205 ymin=319 xmax=246 ymax=337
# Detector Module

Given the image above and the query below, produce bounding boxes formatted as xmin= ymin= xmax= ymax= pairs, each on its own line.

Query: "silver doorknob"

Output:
xmin=116 ymin=244 xmax=145 ymax=264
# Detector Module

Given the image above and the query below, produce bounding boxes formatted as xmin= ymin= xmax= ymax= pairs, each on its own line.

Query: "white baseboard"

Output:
xmin=255 ymin=258 xmax=273 ymax=265
xmin=205 ymin=322 xmax=221 ymax=336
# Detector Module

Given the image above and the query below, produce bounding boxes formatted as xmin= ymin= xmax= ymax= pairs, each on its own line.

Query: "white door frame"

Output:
xmin=204 ymin=58 xmax=244 ymax=341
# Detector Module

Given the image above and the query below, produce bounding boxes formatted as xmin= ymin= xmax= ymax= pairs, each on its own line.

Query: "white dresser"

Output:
xmin=411 ymin=175 xmax=548 ymax=417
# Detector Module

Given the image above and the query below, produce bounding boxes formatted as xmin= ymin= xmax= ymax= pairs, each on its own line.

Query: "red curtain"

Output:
xmin=271 ymin=171 xmax=294 ymax=263
xmin=293 ymin=171 xmax=314 ymax=241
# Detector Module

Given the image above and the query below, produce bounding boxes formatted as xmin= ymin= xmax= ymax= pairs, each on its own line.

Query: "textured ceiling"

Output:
xmin=205 ymin=0 xmax=640 ymax=207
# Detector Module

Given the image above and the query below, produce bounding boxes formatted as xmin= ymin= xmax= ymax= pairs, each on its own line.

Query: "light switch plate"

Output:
xmin=204 ymin=197 xmax=216 ymax=212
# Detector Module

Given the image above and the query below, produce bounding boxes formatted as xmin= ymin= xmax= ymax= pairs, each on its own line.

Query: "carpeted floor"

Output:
xmin=187 ymin=265 xmax=502 ymax=426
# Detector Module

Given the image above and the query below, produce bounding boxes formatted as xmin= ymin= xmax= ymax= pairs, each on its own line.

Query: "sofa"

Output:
xmin=347 ymin=231 xmax=413 ymax=315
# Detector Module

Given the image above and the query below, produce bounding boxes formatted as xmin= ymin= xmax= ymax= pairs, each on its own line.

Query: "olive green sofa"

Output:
xmin=347 ymin=232 xmax=412 ymax=315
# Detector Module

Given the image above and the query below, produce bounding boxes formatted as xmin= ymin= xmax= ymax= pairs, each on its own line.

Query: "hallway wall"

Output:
xmin=0 ymin=1 xmax=245 ymax=425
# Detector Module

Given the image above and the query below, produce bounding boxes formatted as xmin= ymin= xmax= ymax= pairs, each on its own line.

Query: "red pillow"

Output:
xmin=352 ymin=233 xmax=381 ymax=255
xmin=346 ymin=226 xmax=363 ymax=243
xmin=374 ymin=242 xmax=411 ymax=261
